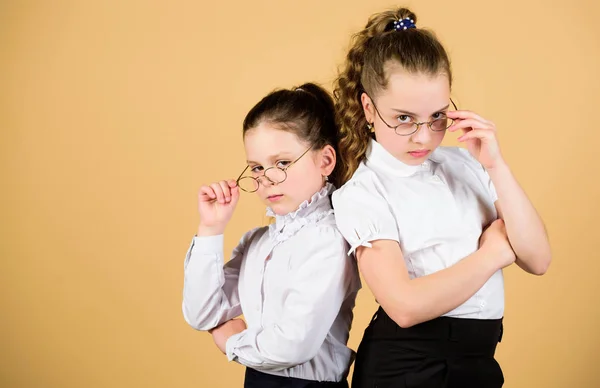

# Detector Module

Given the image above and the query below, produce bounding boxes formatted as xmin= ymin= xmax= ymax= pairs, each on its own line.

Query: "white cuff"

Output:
xmin=192 ymin=234 xmax=224 ymax=254
xmin=225 ymin=330 xmax=244 ymax=362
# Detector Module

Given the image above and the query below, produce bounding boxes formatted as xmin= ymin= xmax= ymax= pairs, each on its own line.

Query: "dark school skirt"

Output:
xmin=244 ymin=367 xmax=349 ymax=388
xmin=351 ymin=307 xmax=504 ymax=388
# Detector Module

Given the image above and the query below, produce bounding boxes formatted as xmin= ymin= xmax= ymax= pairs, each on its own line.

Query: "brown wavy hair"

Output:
xmin=334 ymin=7 xmax=452 ymax=184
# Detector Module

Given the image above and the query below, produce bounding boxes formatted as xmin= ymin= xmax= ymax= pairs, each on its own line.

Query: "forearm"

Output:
xmin=364 ymin=245 xmax=498 ymax=328
xmin=225 ymin=325 xmax=322 ymax=371
xmin=488 ymin=162 xmax=551 ymax=275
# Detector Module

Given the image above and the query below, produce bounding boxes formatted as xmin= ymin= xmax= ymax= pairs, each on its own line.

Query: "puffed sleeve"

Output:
xmin=332 ymin=177 xmax=400 ymax=255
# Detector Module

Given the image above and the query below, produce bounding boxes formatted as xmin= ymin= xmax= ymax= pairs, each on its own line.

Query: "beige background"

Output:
xmin=1 ymin=0 xmax=599 ymax=387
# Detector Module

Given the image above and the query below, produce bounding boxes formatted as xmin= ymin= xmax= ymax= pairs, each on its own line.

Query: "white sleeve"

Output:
xmin=225 ymin=226 xmax=355 ymax=371
xmin=332 ymin=180 xmax=400 ymax=255
xmin=181 ymin=229 xmax=258 ymax=330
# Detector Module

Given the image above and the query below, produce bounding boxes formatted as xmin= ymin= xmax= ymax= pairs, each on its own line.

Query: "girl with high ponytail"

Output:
xmin=333 ymin=7 xmax=551 ymax=387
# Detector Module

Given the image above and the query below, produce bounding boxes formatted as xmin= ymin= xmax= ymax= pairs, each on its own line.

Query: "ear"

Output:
xmin=318 ymin=145 xmax=336 ymax=177
xmin=360 ymin=92 xmax=375 ymax=125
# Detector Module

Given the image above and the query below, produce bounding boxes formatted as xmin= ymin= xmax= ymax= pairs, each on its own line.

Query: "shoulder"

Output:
xmin=332 ymin=166 xmax=387 ymax=208
xmin=433 ymin=146 xmax=469 ymax=162
xmin=289 ymin=222 xmax=351 ymax=271
xmin=240 ymin=225 xmax=269 ymax=245
xmin=434 ymin=146 xmax=497 ymax=199
xmin=331 ymin=169 xmax=399 ymax=252
xmin=295 ymin=217 xmax=346 ymax=247
xmin=434 ymin=146 xmax=483 ymax=169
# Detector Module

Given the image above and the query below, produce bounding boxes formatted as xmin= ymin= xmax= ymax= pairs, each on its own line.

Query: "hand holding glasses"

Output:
xmin=197 ymin=179 xmax=239 ymax=236
xmin=196 ymin=147 xmax=312 ymax=236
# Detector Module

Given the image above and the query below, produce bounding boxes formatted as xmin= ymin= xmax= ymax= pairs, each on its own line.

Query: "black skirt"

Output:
xmin=351 ymin=307 xmax=504 ymax=388
xmin=244 ymin=367 xmax=349 ymax=388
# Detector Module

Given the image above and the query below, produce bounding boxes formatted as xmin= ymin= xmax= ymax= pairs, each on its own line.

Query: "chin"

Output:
xmin=264 ymin=201 xmax=290 ymax=215
xmin=271 ymin=206 xmax=294 ymax=216
xmin=403 ymin=158 xmax=424 ymax=166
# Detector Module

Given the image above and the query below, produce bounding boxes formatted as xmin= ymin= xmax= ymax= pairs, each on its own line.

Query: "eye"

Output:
xmin=250 ymin=165 xmax=263 ymax=174
xmin=396 ymin=114 xmax=413 ymax=123
xmin=432 ymin=112 xmax=446 ymax=120
xmin=276 ymin=160 xmax=291 ymax=169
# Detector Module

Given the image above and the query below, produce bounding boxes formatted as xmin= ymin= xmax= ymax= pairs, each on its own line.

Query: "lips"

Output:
xmin=408 ymin=149 xmax=430 ymax=157
xmin=267 ymin=194 xmax=284 ymax=202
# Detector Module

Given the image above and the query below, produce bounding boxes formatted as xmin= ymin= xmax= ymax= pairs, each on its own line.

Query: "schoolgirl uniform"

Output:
xmin=183 ymin=183 xmax=361 ymax=388
xmin=333 ymin=139 xmax=505 ymax=388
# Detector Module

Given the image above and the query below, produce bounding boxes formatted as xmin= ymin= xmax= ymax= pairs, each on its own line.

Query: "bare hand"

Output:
xmin=447 ymin=110 xmax=505 ymax=170
xmin=479 ymin=219 xmax=516 ymax=270
xmin=209 ymin=318 xmax=247 ymax=354
xmin=197 ymin=179 xmax=240 ymax=236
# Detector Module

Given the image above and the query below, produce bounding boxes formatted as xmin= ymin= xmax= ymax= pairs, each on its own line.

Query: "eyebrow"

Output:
xmin=390 ymin=104 xmax=450 ymax=116
xmin=246 ymin=152 xmax=294 ymax=165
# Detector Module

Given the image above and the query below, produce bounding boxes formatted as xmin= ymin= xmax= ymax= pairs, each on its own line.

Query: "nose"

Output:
xmin=258 ymin=175 xmax=275 ymax=187
xmin=410 ymin=122 xmax=432 ymax=144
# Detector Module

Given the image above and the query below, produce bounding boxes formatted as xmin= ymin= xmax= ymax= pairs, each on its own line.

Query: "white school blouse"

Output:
xmin=182 ymin=183 xmax=361 ymax=382
xmin=332 ymin=139 xmax=504 ymax=319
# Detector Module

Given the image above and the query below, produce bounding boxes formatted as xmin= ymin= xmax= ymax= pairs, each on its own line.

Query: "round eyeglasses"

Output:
xmin=370 ymin=97 xmax=458 ymax=136
xmin=236 ymin=147 xmax=312 ymax=193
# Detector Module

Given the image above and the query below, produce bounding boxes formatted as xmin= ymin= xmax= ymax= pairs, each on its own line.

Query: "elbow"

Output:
xmin=526 ymin=249 xmax=552 ymax=276
xmin=184 ymin=317 xmax=213 ymax=332
xmin=392 ymin=313 xmax=418 ymax=329
xmin=528 ymin=239 xmax=553 ymax=276
xmin=531 ymin=256 xmax=551 ymax=276
xmin=387 ymin=301 xmax=420 ymax=329
xmin=182 ymin=304 xmax=217 ymax=331
xmin=183 ymin=317 xmax=213 ymax=331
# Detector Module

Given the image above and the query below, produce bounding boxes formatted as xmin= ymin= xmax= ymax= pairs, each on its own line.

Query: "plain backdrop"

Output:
xmin=1 ymin=0 xmax=599 ymax=387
